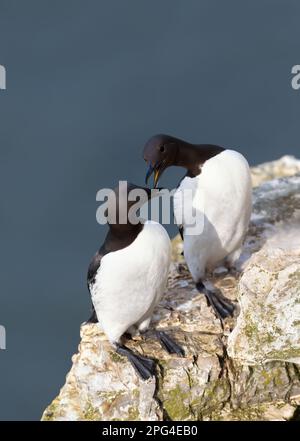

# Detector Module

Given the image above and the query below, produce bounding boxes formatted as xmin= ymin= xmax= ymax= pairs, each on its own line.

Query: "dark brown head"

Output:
xmin=143 ymin=134 xmax=181 ymax=188
xmin=143 ymin=134 xmax=225 ymax=187
xmin=105 ymin=182 xmax=162 ymax=238
xmin=102 ymin=182 xmax=159 ymax=252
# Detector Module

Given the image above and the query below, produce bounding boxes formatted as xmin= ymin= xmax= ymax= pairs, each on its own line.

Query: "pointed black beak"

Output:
xmin=145 ymin=163 xmax=154 ymax=185
xmin=145 ymin=163 xmax=160 ymax=188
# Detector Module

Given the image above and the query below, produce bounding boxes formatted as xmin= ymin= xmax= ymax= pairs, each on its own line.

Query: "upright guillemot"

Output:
xmin=143 ymin=134 xmax=252 ymax=319
xmin=87 ymin=182 xmax=184 ymax=380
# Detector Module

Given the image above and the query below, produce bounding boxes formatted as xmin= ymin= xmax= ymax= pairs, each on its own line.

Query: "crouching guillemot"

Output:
xmin=87 ymin=182 xmax=184 ymax=380
xmin=143 ymin=135 xmax=252 ymax=319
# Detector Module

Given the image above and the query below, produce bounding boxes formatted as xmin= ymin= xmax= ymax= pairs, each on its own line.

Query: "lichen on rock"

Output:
xmin=42 ymin=157 xmax=300 ymax=421
xmin=227 ymin=249 xmax=300 ymax=365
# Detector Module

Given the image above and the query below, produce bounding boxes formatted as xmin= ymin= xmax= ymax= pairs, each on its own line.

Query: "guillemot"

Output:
xmin=143 ymin=134 xmax=252 ymax=319
xmin=87 ymin=182 xmax=184 ymax=380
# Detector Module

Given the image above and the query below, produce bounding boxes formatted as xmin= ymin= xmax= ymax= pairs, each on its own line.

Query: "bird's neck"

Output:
xmin=175 ymin=142 xmax=225 ymax=177
xmin=103 ymin=223 xmax=143 ymax=253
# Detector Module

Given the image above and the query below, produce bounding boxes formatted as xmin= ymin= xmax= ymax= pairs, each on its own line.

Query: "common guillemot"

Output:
xmin=87 ymin=182 xmax=184 ymax=380
xmin=143 ymin=134 xmax=252 ymax=319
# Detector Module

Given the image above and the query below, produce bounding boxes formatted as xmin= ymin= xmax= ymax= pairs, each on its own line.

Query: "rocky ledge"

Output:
xmin=42 ymin=156 xmax=300 ymax=421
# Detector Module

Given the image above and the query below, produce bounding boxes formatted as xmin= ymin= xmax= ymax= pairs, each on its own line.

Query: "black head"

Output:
xmin=102 ymin=182 xmax=160 ymax=253
xmin=143 ymin=134 xmax=225 ymax=187
xmin=106 ymin=182 xmax=157 ymax=233
xmin=143 ymin=134 xmax=180 ymax=188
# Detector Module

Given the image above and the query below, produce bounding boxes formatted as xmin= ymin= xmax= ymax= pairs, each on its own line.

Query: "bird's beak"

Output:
xmin=145 ymin=163 xmax=160 ymax=188
xmin=145 ymin=163 xmax=154 ymax=185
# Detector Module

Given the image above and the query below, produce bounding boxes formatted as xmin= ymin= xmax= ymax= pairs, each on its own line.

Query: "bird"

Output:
xmin=143 ymin=134 xmax=252 ymax=319
xmin=86 ymin=182 xmax=184 ymax=380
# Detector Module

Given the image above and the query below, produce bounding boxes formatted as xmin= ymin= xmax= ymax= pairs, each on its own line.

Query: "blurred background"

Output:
xmin=0 ymin=0 xmax=299 ymax=420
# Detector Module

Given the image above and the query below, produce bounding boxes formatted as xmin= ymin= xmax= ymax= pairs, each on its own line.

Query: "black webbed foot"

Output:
xmin=86 ymin=307 xmax=98 ymax=323
xmin=196 ymin=281 xmax=235 ymax=319
xmin=116 ymin=344 xmax=156 ymax=380
xmin=156 ymin=331 xmax=185 ymax=356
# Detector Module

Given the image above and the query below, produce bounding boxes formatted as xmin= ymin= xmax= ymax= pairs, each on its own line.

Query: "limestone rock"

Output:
xmin=226 ymin=173 xmax=300 ymax=366
xmin=250 ymin=155 xmax=300 ymax=187
xmin=42 ymin=325 xmax=161 ymax=421
xmin=227 ymin=248 xmax=300 ymax=365
xmin=42 ymin=157 xmax=300 ymax=421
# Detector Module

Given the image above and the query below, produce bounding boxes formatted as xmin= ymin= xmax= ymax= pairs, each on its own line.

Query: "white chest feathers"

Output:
xmin=90 ymin=221 xmax=171 ymax=344
xmin=174 ymin=149 xmax=252 ymax=280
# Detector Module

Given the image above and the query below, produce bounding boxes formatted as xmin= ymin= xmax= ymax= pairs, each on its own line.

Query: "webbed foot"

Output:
xmin=116 ymin=344 xmax=156 ymax=380
xmin=196 ymin=281 xmax=235 ymax=319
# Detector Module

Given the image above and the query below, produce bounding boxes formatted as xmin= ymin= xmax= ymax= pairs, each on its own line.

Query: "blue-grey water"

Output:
xmin=0 ymin=0 xmax=299 ymax=420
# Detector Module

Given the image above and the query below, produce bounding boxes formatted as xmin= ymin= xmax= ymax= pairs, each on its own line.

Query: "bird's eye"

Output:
xmin=159 ymin=145 xmax=165 ymax=153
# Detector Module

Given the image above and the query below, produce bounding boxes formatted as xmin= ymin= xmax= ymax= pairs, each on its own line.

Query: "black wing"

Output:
xmin=86 ymin=250 xmax=104 ymax=323
xmin=87 ymin=250 xmax=103 ymax=287
xmin=178 ymin=225 xmax=184 ymax=241
xmin=174 ymin=172 xmax=189 ymax=242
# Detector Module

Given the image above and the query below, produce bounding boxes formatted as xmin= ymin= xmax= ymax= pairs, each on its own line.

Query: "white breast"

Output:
xmin=174 ymin=149 xmax=252 ymax=281
xmin=90 ymin=221 xmax=171 ymax=344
